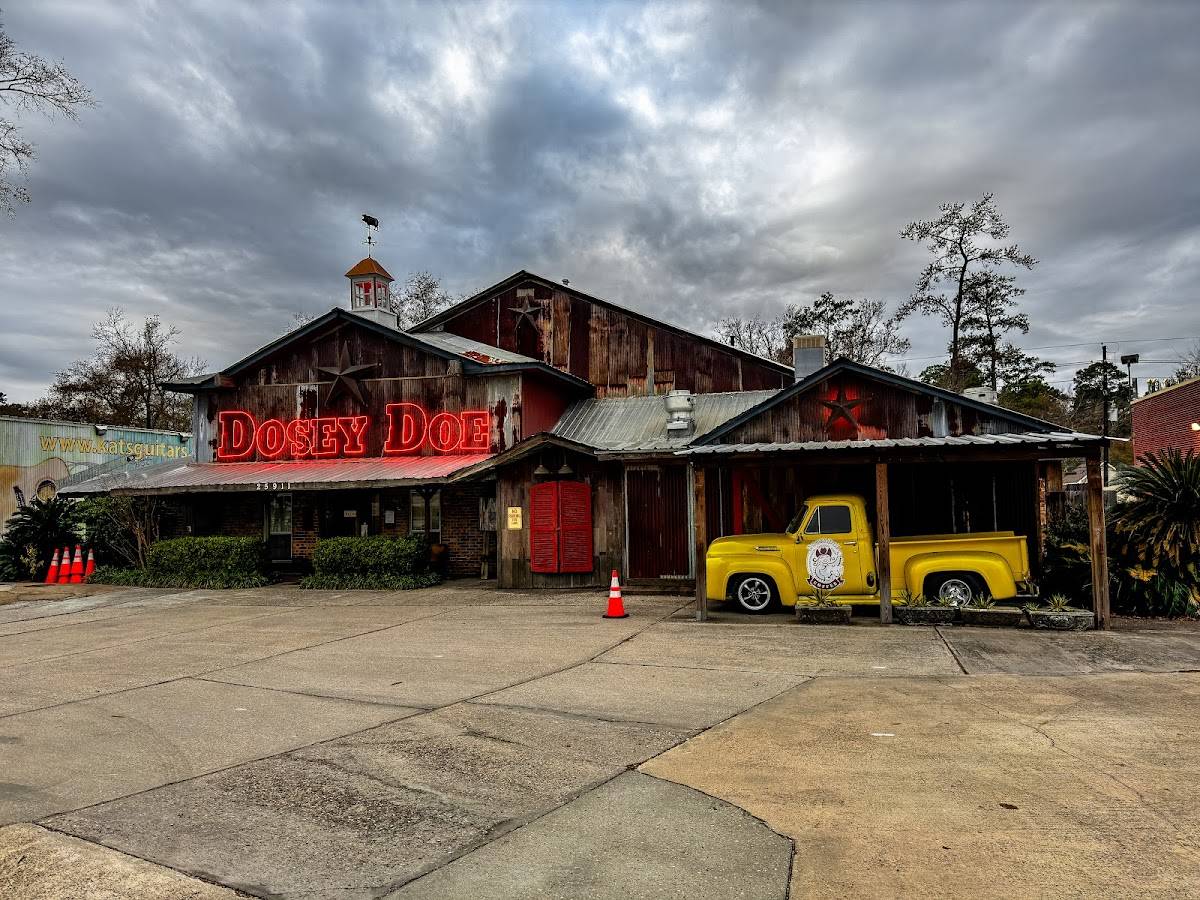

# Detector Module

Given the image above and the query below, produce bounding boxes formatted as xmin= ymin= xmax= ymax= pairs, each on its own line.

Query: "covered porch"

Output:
xmin=684 ymin=433 xmax=1111 ymax=627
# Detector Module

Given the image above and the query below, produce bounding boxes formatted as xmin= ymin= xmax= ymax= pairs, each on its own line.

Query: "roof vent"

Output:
xmin=664 ymin=389 xmax=695 ymax=438
xmin=792 ymin=334 xmax=827 ymax=381
xmin=963 ymin=386 xmax=999 ymax=405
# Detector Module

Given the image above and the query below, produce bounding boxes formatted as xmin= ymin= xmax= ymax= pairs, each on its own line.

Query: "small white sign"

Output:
xmin=384 ymin=510 xmax=395 ymax=525
xmin=343 ymin=509 xmax=357 ymax=518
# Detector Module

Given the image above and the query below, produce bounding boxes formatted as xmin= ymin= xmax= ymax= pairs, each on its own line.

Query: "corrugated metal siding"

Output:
xmin=552 ymin=391 xmax=778 ymax=452
xmin=678 ymin=432 xmax=1104 ymax=455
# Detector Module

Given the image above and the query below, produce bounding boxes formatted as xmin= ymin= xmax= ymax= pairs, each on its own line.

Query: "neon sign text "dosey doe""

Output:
xmin=216 ymin=405 xmax=490 ymax=460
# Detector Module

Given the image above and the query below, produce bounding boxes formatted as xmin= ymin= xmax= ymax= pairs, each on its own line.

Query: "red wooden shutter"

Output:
xmin=557 ymin=480 xmax=593 ymax=573
xmin=529 ymin=482 xmax=559 ymax=573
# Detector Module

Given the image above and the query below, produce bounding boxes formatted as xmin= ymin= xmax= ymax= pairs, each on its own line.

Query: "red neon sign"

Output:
xmin=216 ymin=407 xmax=490 ymax=461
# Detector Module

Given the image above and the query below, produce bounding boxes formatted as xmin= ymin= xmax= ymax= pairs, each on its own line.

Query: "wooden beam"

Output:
xmin=875 ymin=462 xmax=893 ymax=625
xmin=1085 ymin=454 xmax=1111 ymax=629
xmin=693 ymin=464 xmax=708 ymax=621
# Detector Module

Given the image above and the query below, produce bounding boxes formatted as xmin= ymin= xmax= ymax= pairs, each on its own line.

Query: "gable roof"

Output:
xmin=344 ymin=257 xmax=394 ymax=279
xmin=411 ymin=270 xmax=795 ymax=377
xmin=694 ymin=357 xmax=1081 ymax=445
xmin=552 ymin=390 xmax=778 ymax=453
xmin=165 ymin=308 xmax=592 ymax=394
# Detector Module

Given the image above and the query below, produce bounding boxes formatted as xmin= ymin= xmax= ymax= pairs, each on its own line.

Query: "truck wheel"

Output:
xmin=732 ymin=575 xmax=777 ymax=614
xmin=925 ymin=572 xmax=984 ymax=607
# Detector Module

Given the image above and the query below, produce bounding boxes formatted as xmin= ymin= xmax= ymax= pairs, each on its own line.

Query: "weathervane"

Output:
xmin=362 ymin=213 xmax=379 ymax=257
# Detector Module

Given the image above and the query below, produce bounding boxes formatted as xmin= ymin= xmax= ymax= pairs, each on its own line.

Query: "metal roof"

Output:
xmin=413 ymin=331 xmax=538 ymax=365
xmin=60 ymin=454 xmax=490 ymax=496
xmin=677 ymin=431 xmax=1105 ymax=456
xmin=552 ymin=391 xmax=778 ymax=452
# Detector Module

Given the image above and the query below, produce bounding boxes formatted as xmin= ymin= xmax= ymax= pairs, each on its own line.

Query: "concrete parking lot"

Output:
xmin=2 ymin=584 xmax=1200 ymax=899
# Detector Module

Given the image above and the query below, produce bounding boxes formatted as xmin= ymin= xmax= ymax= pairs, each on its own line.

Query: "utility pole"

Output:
xmin=1101 ymin=344 xmax=1109 ymax=487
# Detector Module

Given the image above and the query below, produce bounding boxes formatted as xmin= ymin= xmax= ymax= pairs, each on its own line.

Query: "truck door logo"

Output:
xmin=806 ymin=539 xmax=845 ymax=590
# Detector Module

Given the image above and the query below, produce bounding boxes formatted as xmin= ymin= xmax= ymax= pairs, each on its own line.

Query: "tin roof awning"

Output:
xmin=59 ymin=455 xmax=491 ymax=496
xmin=676 ymin=432 xmax=1108 ymax=457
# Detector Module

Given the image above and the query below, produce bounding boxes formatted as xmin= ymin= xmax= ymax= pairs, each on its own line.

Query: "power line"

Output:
xmin=884 ymin=333 xmax=1200 ymax=364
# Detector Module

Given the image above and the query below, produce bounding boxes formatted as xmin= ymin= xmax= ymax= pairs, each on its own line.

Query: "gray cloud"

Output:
xmin=2 ymin=0 xmax=1198 ymax=401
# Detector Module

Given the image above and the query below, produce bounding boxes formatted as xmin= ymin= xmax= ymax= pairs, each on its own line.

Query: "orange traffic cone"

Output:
xmin=603 ymin=569 xmax=629 ymax=619
xmin=56 ymin=547 xmax=72 ymax=583
xmin=68 ymin=545 xmax=84 ymax=584
xmin=84 ymin=548 xmax=96 ymax=582
xmin=44 ymin=548 xmax=61 ymax=584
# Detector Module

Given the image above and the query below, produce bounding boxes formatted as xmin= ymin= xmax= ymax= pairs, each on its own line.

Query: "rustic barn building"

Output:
xmin=64 ymin=257 xmax=1113 ymax=625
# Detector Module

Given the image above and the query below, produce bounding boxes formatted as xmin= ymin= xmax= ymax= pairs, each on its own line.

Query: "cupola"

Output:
xmin=346 ymin=256 xmax=394 ymax=318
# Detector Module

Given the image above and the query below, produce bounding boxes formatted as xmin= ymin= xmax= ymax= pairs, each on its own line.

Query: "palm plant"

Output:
xmin=1114 ymin=450 xmax=1200 ymax=576
xmin=2 ymin=497 xmax=82 ymax=580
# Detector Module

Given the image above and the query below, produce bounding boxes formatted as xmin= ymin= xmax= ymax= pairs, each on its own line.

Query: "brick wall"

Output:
xmin=1132 ymin=378 xmax=1200 ymax=463
xmin=441 ymin=483 xmax=491 ymax=577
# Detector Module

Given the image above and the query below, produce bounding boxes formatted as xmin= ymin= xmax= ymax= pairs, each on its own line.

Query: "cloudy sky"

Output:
xmin=2 ymin=0 xmax=1198 ymax=401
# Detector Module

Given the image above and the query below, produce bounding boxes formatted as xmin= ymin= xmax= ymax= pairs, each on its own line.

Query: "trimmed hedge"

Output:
xmin=89 ymin=565 xmax=271 ymax=589
xmin=310 ymin=534 xmax=428 ymax=578
xmin=300 ymin=534 xmax=438 ymax=591
xmin=89 ymin=536 xmax=270 ymax=590
xmin=148 ymin=536 xmax=267 ymax=580
xmin=299 ymin=572 xmax=442 ymax=591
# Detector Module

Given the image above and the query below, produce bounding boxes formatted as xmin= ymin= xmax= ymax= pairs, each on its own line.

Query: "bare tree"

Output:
xmin=780 ymin=292 xmax=911 ymax=369
xmin=716 ymin=313 xmax=788 ymax=361
xmin=0 ymin=21 xmax=95 ymax=214
xmin=899 ymin=194 xmax=1036 ymax=390
xmin=1173 ymin=341 xmax=1200 ymax=382
xmin=44 ymin=309 xmax=205 ymax=430
xmin=393 ymin=271 xmax=456 ymax=329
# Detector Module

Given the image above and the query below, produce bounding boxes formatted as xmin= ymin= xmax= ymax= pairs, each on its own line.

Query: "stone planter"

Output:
xmin=795 ymin=604 xmax=852 ymax=625
xmin=895 ymin=606 xmax=957 ymax=626
xmin=959 ymin=607 xmax=1024 ymax=628
xmin=1026 ymin=608 xmax=1094 ymax=631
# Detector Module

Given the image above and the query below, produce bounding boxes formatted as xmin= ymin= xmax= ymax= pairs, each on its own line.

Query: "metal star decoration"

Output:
xmin=508 ymin=297 xmax=543 ymax=326
xmin=317 ymin=342 xmax=378 ymax=407
xmin=820 ymin=383 xmax=870 ymax=435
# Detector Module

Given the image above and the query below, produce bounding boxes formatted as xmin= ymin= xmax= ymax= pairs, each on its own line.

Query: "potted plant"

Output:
xmin=795 ymin=587 xmax=852 ymax=624
xmin=894 ymin=588 xmax=957 ymax=625
xmin=1025 ymin=593 xmax=1094 ymax=631
xmin=959 ymin=593 xmax=1023 ymax=627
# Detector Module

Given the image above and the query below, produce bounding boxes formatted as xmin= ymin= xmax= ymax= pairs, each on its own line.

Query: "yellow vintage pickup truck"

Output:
xmin=706 ymin=493 xmax=1034 ymax=613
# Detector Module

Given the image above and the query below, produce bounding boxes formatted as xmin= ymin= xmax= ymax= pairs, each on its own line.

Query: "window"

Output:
xmin=805 ymin=505 xmax=853 ymax=535
xmin=411 ymin=490 xmax=441 ymax=538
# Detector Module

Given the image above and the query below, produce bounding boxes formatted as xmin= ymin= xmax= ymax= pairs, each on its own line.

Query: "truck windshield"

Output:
xmin=787 ymin=504 xmax=808 ymax=534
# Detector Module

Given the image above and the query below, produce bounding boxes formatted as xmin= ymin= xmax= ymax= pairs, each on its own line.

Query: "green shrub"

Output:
xmin=2 ymin=497 xmax=83 ymax=580
xmin=310 ymin=534 xmax=427 ymax=578
xmin=146 ymin=536 xmax=267 ymax=580
xmin=299 ymin=572 xmax=441 ymax=591
xmin=89 ymin=565 xmax=271 ymax=590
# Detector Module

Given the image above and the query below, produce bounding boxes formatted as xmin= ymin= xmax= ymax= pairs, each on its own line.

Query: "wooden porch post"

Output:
xmin=693 ymin=464 xmax=708 ymax=621
xmin=1085 ymin=454 xmax=1111 ymax=630
xmin=875 ymin=462 xmax=893 ymax=625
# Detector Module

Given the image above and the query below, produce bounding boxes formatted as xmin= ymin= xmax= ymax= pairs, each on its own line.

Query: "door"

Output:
xmin=794 ymin=502 xmax=867 ymax=597
xmin=626 ymin=466 xmax=690 ymax=579
xmin=265 ymin=493 xmax=293 ymax=563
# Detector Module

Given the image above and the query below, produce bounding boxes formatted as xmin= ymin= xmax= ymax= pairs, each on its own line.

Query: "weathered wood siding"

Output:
xmin=200 ymin=319 xmax=523 ymax=462
xmin=496 ymin=454 xmax=625 ymax=588
xmin=431 ymin=279 xmax=791 ymax=397
xmin=721 ymin=373 xmax=1020 ymax=444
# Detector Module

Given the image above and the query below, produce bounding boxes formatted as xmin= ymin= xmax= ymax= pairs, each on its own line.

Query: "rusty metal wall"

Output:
xmin=430 ymin=279 xmax=791 ymax=397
